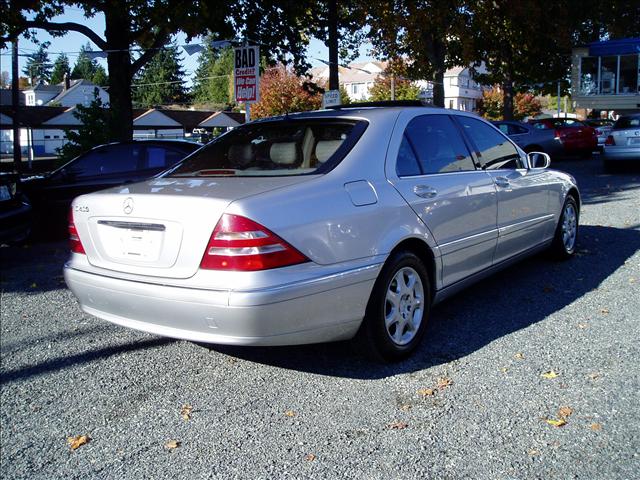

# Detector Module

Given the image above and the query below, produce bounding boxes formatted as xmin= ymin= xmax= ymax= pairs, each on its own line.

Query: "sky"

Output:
xmin=0 ymin=8 xmax=374 ymax=86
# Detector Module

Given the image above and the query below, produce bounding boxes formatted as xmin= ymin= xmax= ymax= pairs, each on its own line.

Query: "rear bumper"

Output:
xmin=602 ymin=147 xmax=640 ymax=161
xmin=64 ymin=262 xmax=380 ymax=346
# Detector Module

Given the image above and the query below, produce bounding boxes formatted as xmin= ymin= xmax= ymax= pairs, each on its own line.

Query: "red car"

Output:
xmin=528 ymin=118 xmax=597 ymax=157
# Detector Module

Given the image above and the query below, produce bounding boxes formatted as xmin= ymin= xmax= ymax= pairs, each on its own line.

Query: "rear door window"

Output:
xmin=64 ymin=144 xmax=144 ymax=178
xmin=402 ymin=115 xmax=475 ymax=174
xmin=168 ymin=120 xmax=366 ymax=177
xmin=456 ymin=116 xmax=524 ymax=170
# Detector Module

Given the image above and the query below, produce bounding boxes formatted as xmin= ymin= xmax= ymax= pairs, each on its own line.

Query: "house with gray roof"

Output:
xmin=22 ymin=78 xmax=109 ymax=107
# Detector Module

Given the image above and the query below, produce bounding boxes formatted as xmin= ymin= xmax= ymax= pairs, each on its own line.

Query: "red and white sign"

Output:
xmin=234 ymin=46 xmax=260 ymax=103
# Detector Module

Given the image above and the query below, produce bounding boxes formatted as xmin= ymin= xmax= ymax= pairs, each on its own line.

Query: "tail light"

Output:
xmin=605 ymin=135 xmax=615 ymax=146
xmin=200 ymin=214 xmax=309 ymax=271
xmin=554 ymin=129 xmax=564 ymax=140
xmin=68 ymin=209 xmax=86 ymax=254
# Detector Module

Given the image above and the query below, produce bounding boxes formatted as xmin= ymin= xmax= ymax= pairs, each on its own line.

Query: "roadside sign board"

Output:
xmin=323 ymin=89 xmax=341 ymax=108
xmin=234 ymin=46 xmax=260 ymax=103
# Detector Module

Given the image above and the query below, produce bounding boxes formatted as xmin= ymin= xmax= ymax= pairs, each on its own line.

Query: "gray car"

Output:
xmin=492 ymin=120 xmax=564 ymax=159
xmin=602 ymin=114 xmax=640 ymax=168
xmin=64 ymin=104 xmax=580 ymax=361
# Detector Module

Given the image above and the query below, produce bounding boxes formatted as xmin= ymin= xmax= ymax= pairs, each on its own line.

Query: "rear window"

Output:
xmin=613 ymin=116 xmax=640 ymax=129
xmin=168 ymin=119 xmax=365 ymax=177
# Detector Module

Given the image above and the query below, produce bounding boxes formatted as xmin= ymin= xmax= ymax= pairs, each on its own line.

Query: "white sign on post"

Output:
xmin=234 ymin=46 xmax=260 ymax=103
xmin=323 ymin=89 xmax=341 ymax=108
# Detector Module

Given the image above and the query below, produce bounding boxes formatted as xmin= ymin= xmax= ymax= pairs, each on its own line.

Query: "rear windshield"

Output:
xmin=532 ymin=119 xmax=585 ymax=129
xmin=168 ymin=119 xmax=366 ymax=177
xmin=613 ymin=116 xmax=640 ymax=129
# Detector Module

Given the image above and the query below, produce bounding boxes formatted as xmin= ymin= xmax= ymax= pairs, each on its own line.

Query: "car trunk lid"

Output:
xmin=72 ymin=176 xmax=315 ymax=279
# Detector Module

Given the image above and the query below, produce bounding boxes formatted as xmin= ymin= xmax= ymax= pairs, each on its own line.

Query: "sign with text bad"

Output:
xmin=234 ymin=46 xmax=260 ymax=103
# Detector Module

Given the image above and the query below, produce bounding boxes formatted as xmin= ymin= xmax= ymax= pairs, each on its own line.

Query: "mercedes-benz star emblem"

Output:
xmin=123 ymin=197 xmax=134 ymax=215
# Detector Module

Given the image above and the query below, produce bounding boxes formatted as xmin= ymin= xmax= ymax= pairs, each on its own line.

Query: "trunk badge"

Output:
xmin=123 ymin=197 xmax=134 ymax=215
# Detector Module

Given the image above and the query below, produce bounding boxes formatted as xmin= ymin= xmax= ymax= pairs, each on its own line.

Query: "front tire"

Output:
xmin=356 ymin=251 xmax=431 ymax=362
xmin=550 ymin=195 xmax=579 ymax=259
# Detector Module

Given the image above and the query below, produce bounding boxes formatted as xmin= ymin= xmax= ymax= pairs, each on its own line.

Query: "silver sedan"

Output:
xmin=603 ymin=114 xmax=640 ymax=168
xmin=64 ymin=104 xmax=580 ymax=361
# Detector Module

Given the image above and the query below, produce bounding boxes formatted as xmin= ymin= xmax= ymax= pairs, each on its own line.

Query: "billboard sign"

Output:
xmin=234 ymin=46 xmax=260 ymax=103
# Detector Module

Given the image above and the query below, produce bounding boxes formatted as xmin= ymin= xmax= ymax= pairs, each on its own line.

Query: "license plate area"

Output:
xmin=628 ymin=137 xmax=640 ymax=145
xmin=97 ymin=221 xmax=165 ymax=262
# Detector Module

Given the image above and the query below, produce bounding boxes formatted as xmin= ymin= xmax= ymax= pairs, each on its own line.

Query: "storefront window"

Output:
xmin=599 ymin=56 xmax=617 ymax=94
xmin=580 ymin=57 xmax=598 ymax=95
xmin=619 ymin=55 xmax=639 ymax=95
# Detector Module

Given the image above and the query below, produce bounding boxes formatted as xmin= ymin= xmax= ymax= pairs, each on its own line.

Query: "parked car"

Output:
xmin=602 ymin=114 xmax=640 ymax=168
xmin=492 ymin=120 xmax=564 ymax=159
xmin=0 ymin=172 xmax=32 ymax=244
xmin=22 ymin=140 xmax=201 ymax=235
xmin=528 ymin=118 xmax=597 ymax=157
xmin=584 ymin=118 xmax=614 ymax=151
xmin=64 ymin=103 xmax=580 ymax=361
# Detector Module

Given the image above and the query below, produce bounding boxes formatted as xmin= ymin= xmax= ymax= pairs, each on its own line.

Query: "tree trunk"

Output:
xmin=327 ymin=0 xmax=339 ymax=92
xmin=502 ymin=77 xmax=514 ymax=120
xmin=432 ymin=68 xmax=445 ymax=108
xmin=104 ymin=4 xmax=133 ymax=141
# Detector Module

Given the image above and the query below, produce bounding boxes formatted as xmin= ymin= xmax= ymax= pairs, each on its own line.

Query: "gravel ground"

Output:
xmin=1 ymin=156 xmax=639 ymax=479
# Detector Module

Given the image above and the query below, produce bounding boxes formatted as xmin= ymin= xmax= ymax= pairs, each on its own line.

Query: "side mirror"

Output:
xmin=527 ymin=151 xmax=551 ymax=169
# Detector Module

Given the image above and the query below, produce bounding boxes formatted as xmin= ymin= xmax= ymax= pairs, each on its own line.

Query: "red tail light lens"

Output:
xmin=200 ymin=214 xmax=309 ymax=271
xmin=605 ymin=135 xmax=615 ymax=146
xmin=68 ymin=209 xmax=85 ymax=254
xmin=554 ymin=129 xmax=564 ymax=140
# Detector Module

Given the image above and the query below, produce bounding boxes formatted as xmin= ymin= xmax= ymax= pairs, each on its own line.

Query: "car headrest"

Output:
xmin=270 ymin=142 xmax=298 ymax=165
xmin=315 ymin=140 xmax=342 ymax=163
xmin=228 ymin=144 xmax=253 ymax=165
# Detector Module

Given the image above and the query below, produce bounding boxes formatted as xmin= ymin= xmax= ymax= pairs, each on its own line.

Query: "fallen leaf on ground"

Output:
xmin=514 ymin=352 xmax=524 ymax=360
xmin=590 ymin=423 xmax=602 ymax=431
xmin=164 ymin=440 xmax=181 ymax=449
xmin=545 ymin=418 xmax=567 ymax=427
xmin=417 ymin=388 xmax=435 ymax=396
xmin=589 ymin=372 xmax=601 ymax=380
xmin=528 ymin=449 xmax=540 ymax=456
xmin=399 ymin=404 xmax=412 ymax=411
xmin=500 ymin=367 xmax=508 ymax=373
xmin=558 ymin=407 xmax=573 ymax=418
xmin=600 ymin=308 xmax=609 ymax=314
xmin=180 ymin=404 xmax=193 ymax=421
xmin=284 ymin=410 xmax=296 ymax=417
xmin=67 ymin=435 xmax=90 ymax=450
xmin=305 ymin=454 xmax=316 ymax=461
xmin=30 ymin=282 xmax=37 ymax=288
xmin=387 ymin=421 xmax=408 ymax=430
xmin=578 ymin=323 xmax=588 ymax=329
xmin=437 ymin=377 xmax=452 ymax=389
xmin=541 ymin=370 xmax=559 ymax=379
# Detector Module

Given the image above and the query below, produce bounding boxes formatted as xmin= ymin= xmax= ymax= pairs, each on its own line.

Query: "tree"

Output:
xmin=478 ymin=87 xmax=542 ymax=120
xmin=252 ymin=65 xmax=322 ymax=118
xmin=71 ymin=43 xmax=107 ymax=85
xmin=57 ymin=88 xmax=112 ymax=162
xmin=363 ymin=0 xmax=468 ymax=107
xmin=49 ymin=53 xmax=70 ymax=84
xmin=192 ymin=41 xmax=234 ymax=106
xmin=133 ymin=42 xmax=189 ymax=107
xmin=22 ymin=44 xmax=51 ymax=84
xmin=368 ymin=62 xmax=422 ymax=102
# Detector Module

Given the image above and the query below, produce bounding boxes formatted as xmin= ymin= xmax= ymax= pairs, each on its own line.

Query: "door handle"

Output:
xmin=494 ymin=177 xmax=510 ymax=188
xmin=413 ymin=185 xmax=438 ymax=198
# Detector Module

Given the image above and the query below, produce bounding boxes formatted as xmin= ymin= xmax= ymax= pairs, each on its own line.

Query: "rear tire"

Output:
xmin=356 ymin=250 xmax=431 ymax=362
xmin=550 ymin=196 xmax=579 ymax=259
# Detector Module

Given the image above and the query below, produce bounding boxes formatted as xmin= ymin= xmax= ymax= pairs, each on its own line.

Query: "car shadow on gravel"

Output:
xmin=207 ymin=224 xmax=640 ymax=379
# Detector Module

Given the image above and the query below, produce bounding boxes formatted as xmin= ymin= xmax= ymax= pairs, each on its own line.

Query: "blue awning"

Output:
xmin=588 ymin=38 xmax=640 ymax=56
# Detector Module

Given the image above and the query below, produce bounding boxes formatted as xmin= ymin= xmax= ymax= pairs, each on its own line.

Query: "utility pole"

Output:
xmin=11 ymin=40 xmax=22 ymax=173
xmin=557 ymin=81 xmax=561 ymax=118
xmin=328 ymin=0 xmax=339 ymax=91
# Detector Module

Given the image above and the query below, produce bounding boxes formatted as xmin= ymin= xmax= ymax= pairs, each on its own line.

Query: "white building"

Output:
xmin=310 ymin=61 xmax=487 ymax=110
xmin=23 ymin=78 xmax=109 ymax=107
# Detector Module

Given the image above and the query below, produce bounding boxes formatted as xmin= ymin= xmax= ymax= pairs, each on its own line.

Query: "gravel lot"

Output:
xmin=1 ymin=156 xmax=639 ymax=479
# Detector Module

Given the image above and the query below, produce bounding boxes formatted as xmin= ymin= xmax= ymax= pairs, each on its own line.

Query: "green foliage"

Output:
xmin=192 ymin=41 xmax=234 ymax=106
xmin=478 ymin=87 xmax=543 ymax=120
xmin=133 ymin=43 xmax=189 ymax=107
xmin=252 ymin=65 xmax=322 ymax=118
xmin=71 ymin=43 xmax=108 ymax=85
xmin=49 ymin=53 xmax=70 ymax=84
xmin=22 ymin=44 xmax=51 ymax=84
xmin=338 ymin=84 xmax=351 ymax=105
xmin=57 ymin=89 xmax=112 ymax=162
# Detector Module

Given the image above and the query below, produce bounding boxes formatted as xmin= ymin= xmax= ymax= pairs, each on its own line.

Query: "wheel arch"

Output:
xmin=388 ymin=237 xmax=438 ymax=299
